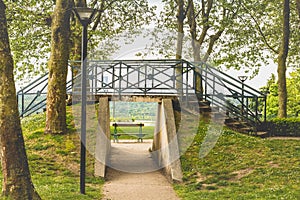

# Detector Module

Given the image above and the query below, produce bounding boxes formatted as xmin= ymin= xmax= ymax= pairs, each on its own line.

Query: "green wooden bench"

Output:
xmin=112 ymin=123 xmax=145 ymax=143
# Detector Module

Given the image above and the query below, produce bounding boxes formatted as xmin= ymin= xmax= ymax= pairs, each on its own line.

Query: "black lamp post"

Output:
xmin=73 ymin=7 xmax=96 ymax=195
xmin=238 ymin=76 xmax=248 ymax=117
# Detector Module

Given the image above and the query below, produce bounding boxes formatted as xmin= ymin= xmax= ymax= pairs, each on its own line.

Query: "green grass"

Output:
xmin=174 ymin=121 xmax=300 ymax=199
xmin=0 ymin=109 xmax=104 ymax=200
xmin=1 ymin=107 xmax=299 ymax=199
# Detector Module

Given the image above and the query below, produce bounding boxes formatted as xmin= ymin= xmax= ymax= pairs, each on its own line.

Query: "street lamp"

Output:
xmin=238 ymin=75 xmax=248 ymax=83
xmin=238 ymin=76 xmax=248 ymax=118
xmin=73 ymin=7 xmax=96 ymax=195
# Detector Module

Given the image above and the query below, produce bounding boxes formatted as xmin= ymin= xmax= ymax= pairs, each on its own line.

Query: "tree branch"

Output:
xmin=203 ymin=29 xmax=224 ymax=62
xmin=242 ymin=4 xmax=279 ymax=54
xmin=92 ymin=0 xmax=117 ymax=31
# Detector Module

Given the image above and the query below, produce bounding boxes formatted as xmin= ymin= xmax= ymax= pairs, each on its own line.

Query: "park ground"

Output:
xmin=0 ymin=109 xmax=299 ymax=199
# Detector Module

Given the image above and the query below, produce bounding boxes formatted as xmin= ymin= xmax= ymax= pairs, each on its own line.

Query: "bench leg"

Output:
xmin=113 ymin=135 xmax=119 ymax=143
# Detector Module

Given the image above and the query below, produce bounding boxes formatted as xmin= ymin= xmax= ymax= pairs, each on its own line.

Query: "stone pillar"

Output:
xmin=94 ymin=97 xmax=111 ymax=177
xmin=152 ymin=99 xmax=183 ymax=182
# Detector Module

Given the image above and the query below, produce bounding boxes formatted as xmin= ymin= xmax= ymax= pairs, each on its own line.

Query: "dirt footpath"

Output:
xmin=102 ymin=140 xmax=180 ymax=200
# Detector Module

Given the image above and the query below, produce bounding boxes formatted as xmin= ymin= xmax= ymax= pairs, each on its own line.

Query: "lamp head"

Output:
xmin=238 ymin=75 xmax=248 ymax=82
xmin=73 ymin=7 xmax=96 ymax=26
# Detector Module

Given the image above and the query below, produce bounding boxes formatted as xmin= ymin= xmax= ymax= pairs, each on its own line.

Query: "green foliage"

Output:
xmin=216 ymin=0 xmax=299 ymax=74
xmin=6 ymin=0 xmax=156 ymax=81
xmin=156 ymin=0 xmax=242 ymax=61
xmin=6 ymin=0 xmax=52 ymax=81
xmin=175 ymin=121 xmax=300 ymax=199
xmin=266 ymin=118 xmax=300 ymax=136
xmin=110 ymin=102 xmax=157 ymax=121
xmin=286 ymin=70 xmax=300 ymax=117
xmin=261 ymin=69 xmax=300 ymax=118
xmin=84 ymin=0 xmax=157 ymax=60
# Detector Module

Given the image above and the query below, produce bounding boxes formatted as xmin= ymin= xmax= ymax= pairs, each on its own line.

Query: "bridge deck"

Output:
xmin=94 ymin=94 xmax=178 ymax=102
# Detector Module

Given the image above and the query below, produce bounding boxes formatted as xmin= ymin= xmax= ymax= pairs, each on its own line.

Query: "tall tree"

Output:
xmin=159 ymin=0 xmax=240 ymax=62
xmin=186 ymin=0 xmax=240 ymax=62
xmin=277 ymin=0 xmax=290 ymax=118
xmin=0 ymin=1 xmax=41 ymax=199
xmin=45 ymin=0 xmax=72 ymax=134
xmin=209 ymin=0 xmax=299 ymax=118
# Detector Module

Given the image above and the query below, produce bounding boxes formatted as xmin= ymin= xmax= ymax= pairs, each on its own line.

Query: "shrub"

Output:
xmin=264 ymin=118 xmax=300 ymax=137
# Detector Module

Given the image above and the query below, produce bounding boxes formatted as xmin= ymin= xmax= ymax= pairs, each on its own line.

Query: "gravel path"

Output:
xmin=102 ymin=140 xmax=180 ymax=200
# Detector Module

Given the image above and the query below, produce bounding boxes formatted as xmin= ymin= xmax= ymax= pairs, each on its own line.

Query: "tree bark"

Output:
xmin=187 ymin=0 xmax=203 ymax=95
xmin=277 ymin=0 xmax=290 ymax=118
xmin=0 ymin=1 xmax=41 ymax=199
xmin=70 ymin=0 xmax=86 ymax=75
xmin=46 ymin=0 xmax=72 ymax=134
xmin=175 ymin=0 xmax=185 ymax=95
xmin=296 ymin=0 xmax=300 ymax=21
xmin=176 ymin=0 xmax=184 ymax=60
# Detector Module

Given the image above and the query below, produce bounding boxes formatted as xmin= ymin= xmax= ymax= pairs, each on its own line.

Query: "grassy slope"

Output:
xmin=0 ymin=110 xmax=104 ymax=200
xmin=175 ymin=121 xmax=300 ymax=199
xmin=0 ymin=109 xmax=299 ymax=199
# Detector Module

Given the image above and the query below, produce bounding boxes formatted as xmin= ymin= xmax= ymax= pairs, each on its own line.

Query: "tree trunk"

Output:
xmin=296 ymin=0 xmax=300 ymax=21
xmin=174 ymin=0 xmax=185 ymax=131
xmin=46 ymin=0 xmax=72 ymax=134
xmin=203 ymin=30 xmax=224 ymax=62
xmin=187 ymin=0 xmax=203 ymax=95
xmin=175 ymin=0 xmax=185 ymax=93
xmin=176 ymin=0 xmax=184 ymax=60
xmin=277 ymin=0 xmax=290 ymax=118
xmin=0 ymin=2 xmax=41 ymax=199
xmin=70 ymin=0 xmax=86 ymax=76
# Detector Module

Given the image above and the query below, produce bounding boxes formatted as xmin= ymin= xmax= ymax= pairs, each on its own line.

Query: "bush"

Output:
xmin=264 ymin=118 xmax=300 ymax=137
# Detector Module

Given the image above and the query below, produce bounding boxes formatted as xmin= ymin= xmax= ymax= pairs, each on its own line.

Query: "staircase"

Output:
xmin=17 ymin=72 xmax=73 ymax=117
xmin=192 ymin=62 xmax=267 ymax=136
xmin=16 ymin=59 xmax=268 ymax=136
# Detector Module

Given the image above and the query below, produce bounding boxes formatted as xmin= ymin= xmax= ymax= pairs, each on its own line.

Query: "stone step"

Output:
xmin=256 ymin=131 xmax=269 ymax=138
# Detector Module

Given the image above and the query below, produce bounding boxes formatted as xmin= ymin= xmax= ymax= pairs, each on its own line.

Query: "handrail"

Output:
xmin=17 ymin=59 xmax=266 ymax=127
xmin=189 ymin=61 xmax=266 ymax=125
xmin=193 ymin=61 xmax=265 ymax=96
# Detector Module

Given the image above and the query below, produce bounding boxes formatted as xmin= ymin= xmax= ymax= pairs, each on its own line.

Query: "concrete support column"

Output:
xmin=152 ymin=99 xmax=183 ymax=182
xmin=94 ymin=97 xmax=111 ymax=177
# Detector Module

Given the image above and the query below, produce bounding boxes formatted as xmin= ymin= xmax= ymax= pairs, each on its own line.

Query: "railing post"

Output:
xmin=95 ymin=64 xmax=98 ymax=94
xmin=212 ymin=76 xmax=216 ymax=104
xmin=241 ymin=82 xmax=245 ymax=118
xmin=204 ymin=64 xmax=208 ymax=101
xmin=185 ymin=61 xmax=189 ymax=103
xmin=255 ymin=96 xmax=259 ymax=123
xmin=181 ymin=60 xmax=184 ymax=101
xmin=246 ymin=98 xmax=249 ymax=118
xmin=144 ymin=64 xmax=147 ymax=95
xmin=264 ymin=95 xmax=267 ymax=122
xmin=21 ymin=89 xmax=24 ymax=117
xmin=118 ymin=62 xmax=122 ymax=99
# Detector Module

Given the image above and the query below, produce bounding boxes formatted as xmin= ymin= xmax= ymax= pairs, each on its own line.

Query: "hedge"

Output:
xmin=263 ymin=118 xmax=300 ymax=137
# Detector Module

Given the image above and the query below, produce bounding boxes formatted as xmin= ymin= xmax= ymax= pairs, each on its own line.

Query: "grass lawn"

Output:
xmin=0 ymin=108 xmax=299 ymax=199
xmin=175 ymin=120 xmax=300 ymax=199
xmin=0 ymin=110 xmax=104 ymax=200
